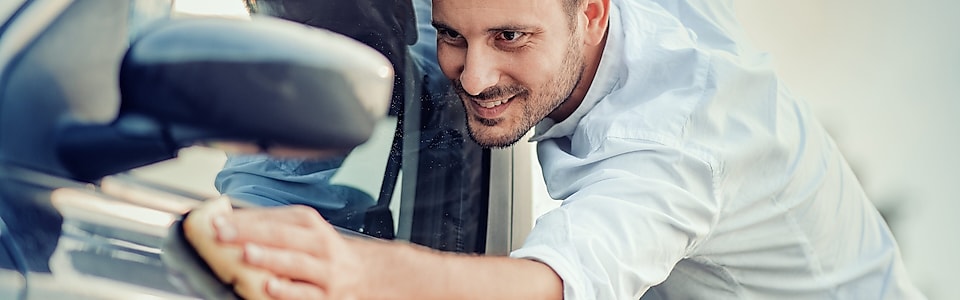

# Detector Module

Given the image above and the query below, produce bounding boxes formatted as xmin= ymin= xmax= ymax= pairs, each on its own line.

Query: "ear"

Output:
xmin=581 ymin=0 xmax=610 ymax=46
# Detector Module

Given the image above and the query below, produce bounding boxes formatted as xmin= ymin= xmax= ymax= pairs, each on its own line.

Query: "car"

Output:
xmin=0 ymin=0 xmax=537 ymax=298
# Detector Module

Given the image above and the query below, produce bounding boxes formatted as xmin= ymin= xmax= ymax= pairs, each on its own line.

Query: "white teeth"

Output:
xmin=476 ymin=97 xmax=510 ymax=109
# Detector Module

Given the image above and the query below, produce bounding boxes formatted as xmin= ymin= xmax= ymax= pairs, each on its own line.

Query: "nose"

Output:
xmin=459 ymin=47 xmax=500 ymax=96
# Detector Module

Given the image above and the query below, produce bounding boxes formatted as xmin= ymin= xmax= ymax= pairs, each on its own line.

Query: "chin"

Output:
xmin=467 ymin=122 xmax=525 ymax=149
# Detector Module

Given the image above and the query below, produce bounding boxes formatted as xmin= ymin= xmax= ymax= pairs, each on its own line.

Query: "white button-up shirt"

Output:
xmin=510 ymin=1 xmax=925 ymax=299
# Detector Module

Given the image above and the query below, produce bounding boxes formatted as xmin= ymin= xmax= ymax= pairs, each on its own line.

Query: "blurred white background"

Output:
xmin=160 ymin=0 xmax=958 ymax=298
xmin=735 ymin=1 xmax=959 ymax=298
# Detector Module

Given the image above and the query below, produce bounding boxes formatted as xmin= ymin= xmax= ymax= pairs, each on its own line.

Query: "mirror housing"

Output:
xmin=58 ymin=16 xmax=394 ymax=181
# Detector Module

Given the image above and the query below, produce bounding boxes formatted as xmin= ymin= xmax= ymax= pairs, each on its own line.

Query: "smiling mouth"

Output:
xmin=474 ymin=97 xmax=512 ymax=109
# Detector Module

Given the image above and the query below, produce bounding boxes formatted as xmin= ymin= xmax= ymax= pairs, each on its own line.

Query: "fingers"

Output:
xmin=230 ymin=204 xmax=325 ymax=228
xmin=243 ymin=243 xmax=331 ymax=285
xmin=235 ymin=242 xmax=361 ymax=300
xmin=266 ymin=278 xmax=331 ymax=300
xmin=233 ymin=275 xmax=329 ymax=300
xmin=199 ymin=203 xmax=362 ymax=299
xmin=212 ymin=205 xmax=339 ymax=256
xmin=231 ymin=266 xmax=273 ymax=300
xmin=215 ymin=216 xmax=330 ymax=256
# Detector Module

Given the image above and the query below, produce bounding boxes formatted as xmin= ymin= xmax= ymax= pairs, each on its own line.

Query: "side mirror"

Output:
xmin=58 ymin=16 xmax=394 ymax=181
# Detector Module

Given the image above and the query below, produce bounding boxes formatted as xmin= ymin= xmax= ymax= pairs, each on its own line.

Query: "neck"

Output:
xmin=547 ymin=28 xmax=609 ymax=122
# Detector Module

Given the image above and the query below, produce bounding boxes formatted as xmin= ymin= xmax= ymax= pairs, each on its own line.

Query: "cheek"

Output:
xmin=509 ymin=57 xmax=555 ymax=88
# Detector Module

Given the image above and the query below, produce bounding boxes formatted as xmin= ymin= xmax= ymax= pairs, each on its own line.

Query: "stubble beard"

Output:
xmin=459 ymin=42 xmax=586 ymax=149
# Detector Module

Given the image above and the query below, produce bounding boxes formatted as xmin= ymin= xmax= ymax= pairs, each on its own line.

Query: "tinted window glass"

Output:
xmin=211 ymin=0 xmax=490 ymax=253
xmin=213 ymin=57 xmax=489 ymax=253
xmin=129 ymin=0 xmax=491 ymax=254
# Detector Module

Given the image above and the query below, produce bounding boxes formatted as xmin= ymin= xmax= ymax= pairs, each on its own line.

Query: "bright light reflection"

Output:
xmin=173 ymin=0 xmax=249 ymax=17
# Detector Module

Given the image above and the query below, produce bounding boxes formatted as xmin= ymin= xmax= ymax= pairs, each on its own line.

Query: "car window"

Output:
xmin=125 ymin=0 xmax=492 ymax=254
xmin=131 ymin=85 xmax=489 ymax=254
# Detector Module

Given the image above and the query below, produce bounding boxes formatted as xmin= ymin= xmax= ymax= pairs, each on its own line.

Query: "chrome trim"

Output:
xmin=485 ymin=133 xmax=535 ymax=255
xmin=100 ymin=175 xmax=204 ymax=215
xmin=485 ymin=147 xmax=512 ymax=255
xmin=509 ymin=139 xmax=533 ymax=250
xmin=51 ymin=187 xmax=176 ymax=237
xmin=395 ymin=72 xmax=423 ymax=241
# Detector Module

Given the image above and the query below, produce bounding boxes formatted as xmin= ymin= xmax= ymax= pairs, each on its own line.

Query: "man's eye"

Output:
xmin=497 ymin=31 xmax=525 ymax=41
xmin=438 ymin=29 xmax=462 ymax=40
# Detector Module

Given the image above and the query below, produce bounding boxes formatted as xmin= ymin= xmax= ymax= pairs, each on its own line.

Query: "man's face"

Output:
xmin=433 ymin=0 xmax=585 ymax=148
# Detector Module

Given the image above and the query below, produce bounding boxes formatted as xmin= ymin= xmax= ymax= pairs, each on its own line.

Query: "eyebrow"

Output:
xmin=431 ymin=21 xmax=455 ymax=32
xmin=486 ymin=24 xmax=537 ymax=32
xmin=431 ymin=21 xmax=539 ymax=34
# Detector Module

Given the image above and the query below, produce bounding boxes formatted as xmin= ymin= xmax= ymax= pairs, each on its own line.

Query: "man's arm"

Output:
xmin=202 ymin=204 xmax=563 ymax=300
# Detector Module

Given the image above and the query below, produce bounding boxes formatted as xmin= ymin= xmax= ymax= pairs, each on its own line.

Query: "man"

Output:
xmin=198 ymin=0 xmax=925 ymax=298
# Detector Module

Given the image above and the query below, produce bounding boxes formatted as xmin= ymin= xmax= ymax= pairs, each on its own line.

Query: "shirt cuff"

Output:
xmin=509 ymin=208 xmax=595 ymax=300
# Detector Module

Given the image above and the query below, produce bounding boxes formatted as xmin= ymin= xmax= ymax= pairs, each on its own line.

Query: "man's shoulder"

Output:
xmin=575 ymin=82 xmax=708 ymax=150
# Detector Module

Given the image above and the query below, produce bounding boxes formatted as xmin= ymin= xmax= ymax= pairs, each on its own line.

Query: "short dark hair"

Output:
xmin=242 ymin=0 xmax=256 ymax=13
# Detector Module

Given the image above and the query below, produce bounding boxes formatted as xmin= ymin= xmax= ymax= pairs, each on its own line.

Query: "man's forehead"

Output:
xmin=431 ymin=0 xmax=564 ymax=30
xmin=432 ymin=0 xmax=561 ymax=12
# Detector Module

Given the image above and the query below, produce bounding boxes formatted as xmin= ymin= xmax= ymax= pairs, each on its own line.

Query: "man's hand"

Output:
xmin=210 ymin=205 xmax=368 ymax=299
xmin=193 ymin=202 xmax=563 ymax=300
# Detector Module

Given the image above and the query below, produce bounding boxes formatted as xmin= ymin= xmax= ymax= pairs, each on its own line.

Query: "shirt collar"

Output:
xmin=529 ymin=1 xmax=624 ymax=142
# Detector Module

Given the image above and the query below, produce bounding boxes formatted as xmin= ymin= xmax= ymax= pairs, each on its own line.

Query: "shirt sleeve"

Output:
xmin=511 ymin=137 xmax=722 ymax=299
